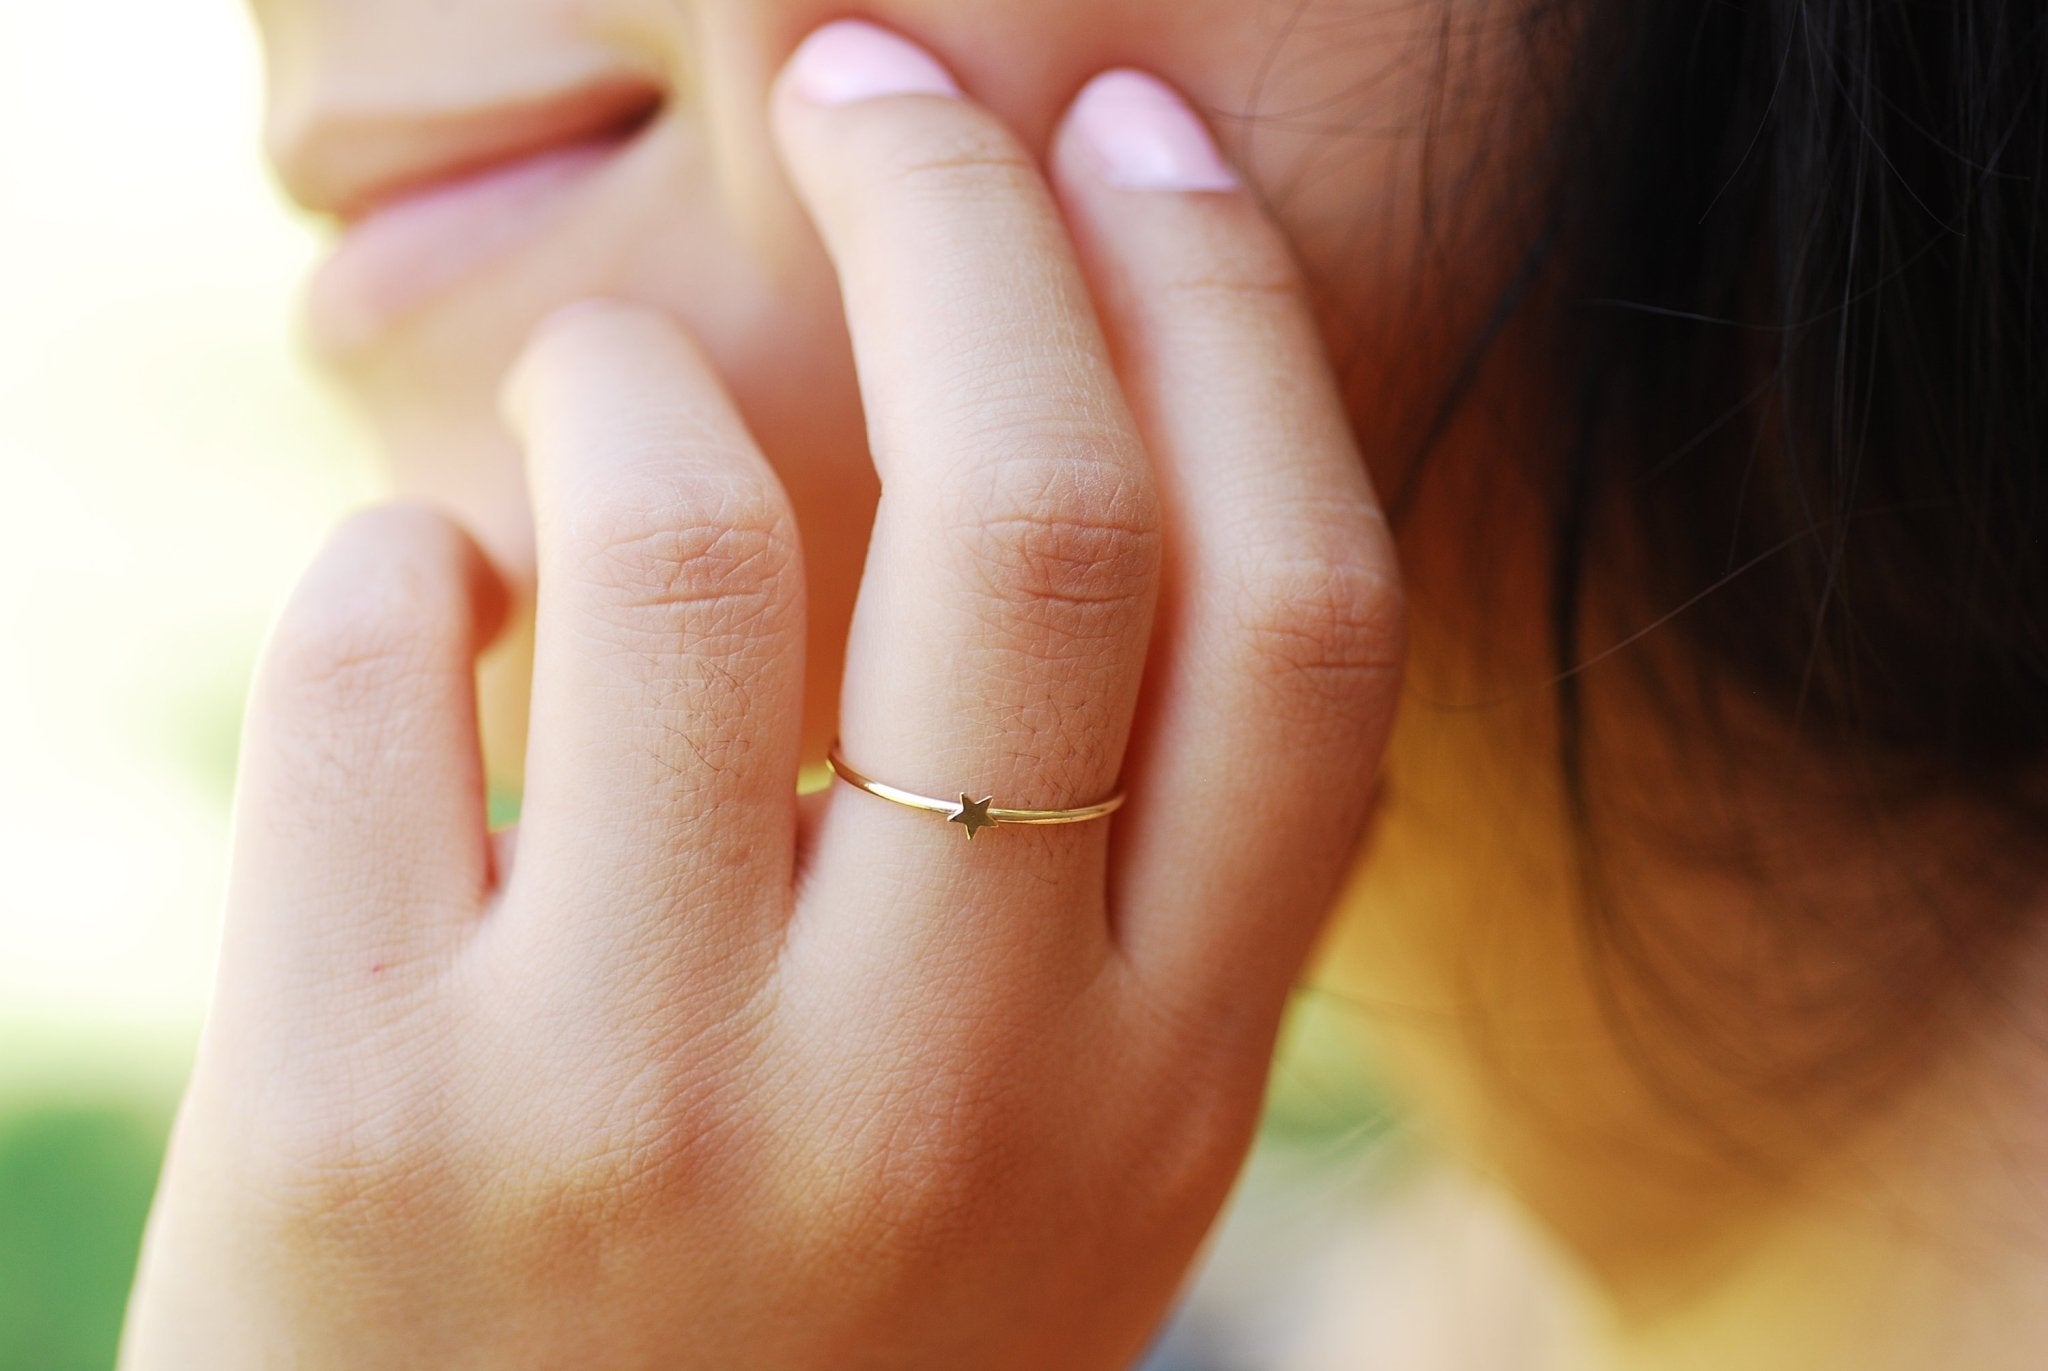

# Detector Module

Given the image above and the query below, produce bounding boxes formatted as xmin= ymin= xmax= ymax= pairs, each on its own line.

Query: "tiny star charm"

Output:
xmin=948 ymin=794 xmax=999 ymax=839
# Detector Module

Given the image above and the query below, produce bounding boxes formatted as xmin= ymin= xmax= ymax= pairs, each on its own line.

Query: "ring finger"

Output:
xmin=771 ymin=23 xmax=1162 ymax=958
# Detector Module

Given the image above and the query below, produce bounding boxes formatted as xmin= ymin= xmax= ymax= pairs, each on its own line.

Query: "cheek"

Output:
xmin=313 ymin=0 xmax=1533 ymax=674
xmin=319 ymin=0 xmax=1219 ymax=590
xmin=1176 ymin=4 xmax=1541 ymax=503
xmin=328 ymin=113 xmax=874 ymax=584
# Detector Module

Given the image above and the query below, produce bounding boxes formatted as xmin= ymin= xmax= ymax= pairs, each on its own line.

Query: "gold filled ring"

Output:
xmin=824 ymin=741 xmax=1127 ymax=840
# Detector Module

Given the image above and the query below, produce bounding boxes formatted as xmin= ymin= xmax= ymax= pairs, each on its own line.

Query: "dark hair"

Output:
xmin=1420 ymin=0 xmax=2046 ymax=1130
xmin=1548 ymin=0 xmax=2045 ymax=782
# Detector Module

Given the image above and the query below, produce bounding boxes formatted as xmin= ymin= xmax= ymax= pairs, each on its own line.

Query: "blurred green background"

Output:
xmin=0 ymin=6 xmax=1453 ymax=1369
xmin=0 ymin=3 xmax=370 ymax=1366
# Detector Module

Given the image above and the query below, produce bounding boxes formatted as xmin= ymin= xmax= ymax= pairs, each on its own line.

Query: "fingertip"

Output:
xmin=767 ymin=20 xmax=972 ymax=224
xmin=496 ymin=296 xmax=655 ymax=441
xmin=778 ymin=20 xmax=962 ymax=109
xmin=1055 ymin=69 xmax=1240 ymax=195
xmin=307 ymin=501 xmax=516 ymax=657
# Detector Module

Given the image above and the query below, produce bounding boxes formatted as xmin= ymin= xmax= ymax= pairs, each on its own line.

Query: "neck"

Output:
xmin=1328 ymin=595 xmax=2048 ymax=1370
xmin=1607 ymin=989 xmax=2048 ymax=1371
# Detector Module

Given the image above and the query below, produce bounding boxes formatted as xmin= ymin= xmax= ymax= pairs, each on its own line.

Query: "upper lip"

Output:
xmin=269 ymin=74 xmax=667 ymax=225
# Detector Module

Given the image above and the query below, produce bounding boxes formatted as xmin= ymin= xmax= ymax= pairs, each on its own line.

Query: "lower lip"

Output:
xmin=304 ymin=132 xmax=633 ymax=353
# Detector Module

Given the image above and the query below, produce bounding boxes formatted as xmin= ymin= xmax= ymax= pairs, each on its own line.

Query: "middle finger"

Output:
xmin=772 ymin=23 xmax=1161 ymax=946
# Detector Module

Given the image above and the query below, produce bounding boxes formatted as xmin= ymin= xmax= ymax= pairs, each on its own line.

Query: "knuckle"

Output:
xmin=853 ymin=109 xmax=1041 ymax=207
xmin=229 ymin=1067 xmax=458 ymax=1241
xmin=1155 ymin=238 xmax=1308 ymax=317
xmin=1226 ymin=527 xmax=1403 ymax=723
xmin=266 ymin=505 xmax=474 ymax=708
xmin=573 ymin=468 xmax=801 ymax=645
xmin=260 ymin=1133 xmax=433 ymax=1239
xmin=807 ymin=1069 xmax=1030 ymax=1271
xmin=938 ymin=446 xmax=1161 ymax=646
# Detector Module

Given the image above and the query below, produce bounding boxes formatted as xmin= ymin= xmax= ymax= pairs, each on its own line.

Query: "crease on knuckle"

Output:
xmin=861 ymin=116 xmax=1039 ymax=206
xmin=938 ymin=447 xmax=1161 ymax=644
xmin=574 ymin=473 xmax=799 ymax=640
xmin=1227 ymin=537 xmax=1403 ymax=724
xmin=270 ymin=551 xmax=461 ymax=712
xmin=1155 ymin=255 xmax=1305 ymax=315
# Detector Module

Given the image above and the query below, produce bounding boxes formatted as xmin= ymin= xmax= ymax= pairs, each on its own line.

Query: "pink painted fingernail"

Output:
xmin=785 ymin=21 xmax=962 ymax=105
xmin=1067 ymin=70 xmax=1239 ymax=192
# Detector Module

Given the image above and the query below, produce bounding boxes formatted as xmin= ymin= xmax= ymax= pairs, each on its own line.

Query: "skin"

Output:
xmin=122 ymin=1 xmax=2048 ymax=1367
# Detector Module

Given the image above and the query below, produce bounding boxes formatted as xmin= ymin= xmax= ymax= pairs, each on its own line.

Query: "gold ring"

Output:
xmin=824 ymin=741 xmax=1126 ymax=840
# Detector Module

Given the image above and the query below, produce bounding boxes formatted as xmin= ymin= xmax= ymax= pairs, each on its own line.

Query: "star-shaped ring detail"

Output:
xmin=824 ymin=743 xmax=1128 ymax=841
xmin=948 ymin=794 xmax=999 ymax=840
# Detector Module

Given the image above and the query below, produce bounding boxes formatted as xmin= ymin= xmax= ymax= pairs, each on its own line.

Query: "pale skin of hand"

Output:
xmin=120 ymin=22 xmax=1403 ymax=1370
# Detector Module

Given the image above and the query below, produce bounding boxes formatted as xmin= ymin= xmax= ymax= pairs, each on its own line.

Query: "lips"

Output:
xmin=288 ymin=79 xmax=666 ymax=352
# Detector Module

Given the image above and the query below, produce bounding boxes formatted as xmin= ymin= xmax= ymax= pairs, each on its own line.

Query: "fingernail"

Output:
xmin=1067 ymin=70 xmax=1238 ymax=192
xmin=785 ymin=21 xmax=962 ymax=105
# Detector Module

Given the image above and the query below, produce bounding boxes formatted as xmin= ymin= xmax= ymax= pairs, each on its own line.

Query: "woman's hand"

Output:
xmin=121 ymin=22 xmax=1401 ymax=1370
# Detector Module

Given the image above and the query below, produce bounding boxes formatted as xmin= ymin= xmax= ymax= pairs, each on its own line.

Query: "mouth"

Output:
xmin=298 ymin=81 xmax=666 ymax=353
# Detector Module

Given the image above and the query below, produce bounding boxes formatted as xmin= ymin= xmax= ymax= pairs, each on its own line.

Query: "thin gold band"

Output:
xmin=824 ymin=742 xmax=1126 ymax=840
